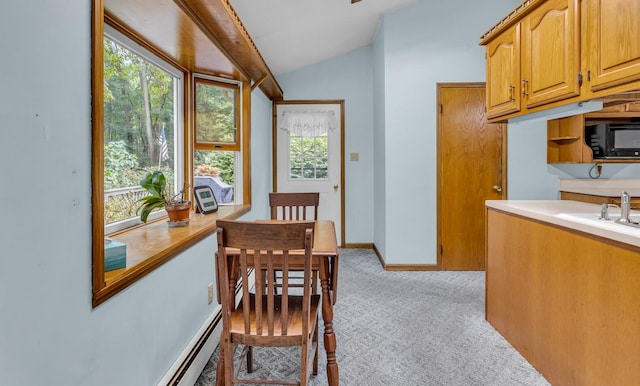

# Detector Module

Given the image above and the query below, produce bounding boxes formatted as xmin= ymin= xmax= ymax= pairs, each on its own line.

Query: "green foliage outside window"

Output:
xmin=195 ymin=82 xmax=237 ymax=144
xmin=194 ymin=150 xmax=235 ymax=186
xmin=103 ymin=38 xmax=239 ymax=224
xmin=289 ymin=134 xmax=328 ymax=179
xmin=104 ymin=38 xmax=175 ymax=168
xmin=103 ymin=37 xmax=177 ymax=224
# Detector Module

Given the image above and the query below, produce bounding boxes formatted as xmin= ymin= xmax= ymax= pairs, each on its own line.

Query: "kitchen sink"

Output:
xmin=555 ymin=212 xmax=640 ymax=237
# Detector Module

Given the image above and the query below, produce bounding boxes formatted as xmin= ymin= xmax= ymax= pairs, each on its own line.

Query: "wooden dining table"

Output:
xmin=216 ymin=220 xmax=340 ymax=386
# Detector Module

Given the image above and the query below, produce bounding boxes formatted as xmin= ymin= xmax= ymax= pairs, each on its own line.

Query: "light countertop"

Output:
xmin=559 ymin=178 xmax=640 ymax=197
xmin=486 ymin=200 xmax=640 ymax=248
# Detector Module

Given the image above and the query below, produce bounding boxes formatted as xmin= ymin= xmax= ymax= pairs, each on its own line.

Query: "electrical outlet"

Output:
xmin=208 ymin=282 xmax=214 ymax=304
xmin=350 ymin=152 xmax=359 ymax=161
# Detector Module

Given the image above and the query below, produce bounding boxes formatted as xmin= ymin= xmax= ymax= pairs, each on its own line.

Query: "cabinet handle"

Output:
xmin=522 ymin=79 xmax=529 ymax=97
xmin=509 ymin=84 xmax=515 ymax=102
xmin=492 ymin=185 xmax=503 ymax=193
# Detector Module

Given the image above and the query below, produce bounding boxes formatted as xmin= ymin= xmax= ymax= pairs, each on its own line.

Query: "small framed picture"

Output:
xmin=193 ymin=185 xmax=218 ymax=214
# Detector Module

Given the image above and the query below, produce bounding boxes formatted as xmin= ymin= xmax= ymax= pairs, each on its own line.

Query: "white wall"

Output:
xmin=243 ymin=90 xmax=273 ymax=220
xmin=373 ymin=21 xmax=388 ymax=257
xmin=374 ymin=0 xmax=520 ymax=264
xmin=507 ymin=121 xmax=561 ymax=199
xmin=277 ymin=48 xmax=375 ymax=244
xmin=508 ymin=120 xmax=640 ymax=199
xmin=277 ymin=0 xmax=521 ymax=262
xmin=0 ymin=3 xmax=272 ymax=385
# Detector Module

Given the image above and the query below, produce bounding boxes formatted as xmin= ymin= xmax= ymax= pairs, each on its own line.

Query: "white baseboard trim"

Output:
xmin=158 ymin=305 xmax=223 ymax=386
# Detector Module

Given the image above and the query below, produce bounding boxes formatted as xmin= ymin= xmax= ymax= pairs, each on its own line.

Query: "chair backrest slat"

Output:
xmin=240 ymin=250 xmax=252 ymax=334
xmin=216 ymin=220 xmax=314 ymax=339
xmin=281 ymin=250 xmax=289 ymax=335
xmin=269 ymin=192 xmax=319 ymax=221
xmin=253 ymin=249 xmax=263 ymax=335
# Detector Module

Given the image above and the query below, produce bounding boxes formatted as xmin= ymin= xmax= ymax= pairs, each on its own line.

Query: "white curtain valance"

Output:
xmin=280 ymin=111 xmax=337 ymax=138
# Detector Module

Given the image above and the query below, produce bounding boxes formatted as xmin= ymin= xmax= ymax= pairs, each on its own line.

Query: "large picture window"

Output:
xmin=93 ymin=9 xmax=253 ymax=307
xmin=103 ymin=27 xmax=184 ymax=233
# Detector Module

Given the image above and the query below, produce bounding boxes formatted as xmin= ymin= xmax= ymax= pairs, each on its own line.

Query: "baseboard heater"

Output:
xmin=160 ymin=270 xmax=252 ymax=385
xmin=168 ymin=313 xmax=221 ymax=385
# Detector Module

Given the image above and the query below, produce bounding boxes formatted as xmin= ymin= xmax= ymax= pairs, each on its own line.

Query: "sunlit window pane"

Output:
xmin=194 ymin=150 xmax=235 ymax=204
xmin=288 ymin=133 xmax=328 ymax=180
xmin=195 ymin=80 xmax=239 ymax=145
xmin=103 ymin=37 xmax=177 ymax=226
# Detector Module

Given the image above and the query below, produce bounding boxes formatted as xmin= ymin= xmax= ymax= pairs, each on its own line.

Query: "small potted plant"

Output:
xmin=137 ymin=170 xmax=191 ymax=226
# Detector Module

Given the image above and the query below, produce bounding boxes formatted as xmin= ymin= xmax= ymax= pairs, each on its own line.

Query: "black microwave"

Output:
xmin=586 ymin=121 xmax=640 ymax=159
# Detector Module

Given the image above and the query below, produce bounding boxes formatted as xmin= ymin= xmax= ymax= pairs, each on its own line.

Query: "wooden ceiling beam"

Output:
xmin=175 ymin=0 xmax=284 ymax=100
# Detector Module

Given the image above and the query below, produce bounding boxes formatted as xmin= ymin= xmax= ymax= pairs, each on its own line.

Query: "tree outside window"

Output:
xmin=103 ymin=36 xmax=178 ymax=227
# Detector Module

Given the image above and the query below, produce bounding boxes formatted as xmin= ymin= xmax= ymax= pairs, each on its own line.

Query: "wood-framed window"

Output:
xmin=91 ymin=5 xmax=252 ymax=308
xmin=193 ymin=77 xmax=241 ymax=205
xmin=195 ymin=78 xmax=241 ymax=151
xmin=103 ymin=25 xmax=185 ymax=234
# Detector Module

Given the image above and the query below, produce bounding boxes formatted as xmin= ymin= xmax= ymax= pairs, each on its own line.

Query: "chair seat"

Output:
xmin=230 ymin=294 xmax=320 ymax=347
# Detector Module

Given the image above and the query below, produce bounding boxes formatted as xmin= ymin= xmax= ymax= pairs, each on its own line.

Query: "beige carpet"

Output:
xmin=196 ymin=248 xmax=550 ymax=386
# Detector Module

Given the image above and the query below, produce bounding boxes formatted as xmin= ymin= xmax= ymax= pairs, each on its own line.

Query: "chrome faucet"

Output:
xmin=616 ymin=191 xmax=631 ymax=224
xmin=599 ymin=203 xmax=610 ymax=221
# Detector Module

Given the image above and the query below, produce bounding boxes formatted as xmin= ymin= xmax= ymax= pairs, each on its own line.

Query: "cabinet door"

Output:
xmin=521 ymin=0 xmax=580 ymax=108
xmin=486 ymin=24 xmax=521 ymax=118
xmin=587 ymin=0 xmax=640 ymax=91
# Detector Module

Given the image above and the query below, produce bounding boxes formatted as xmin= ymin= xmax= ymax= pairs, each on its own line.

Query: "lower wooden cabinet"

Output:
xmin=486 ymin=208 xmax=640 ymax=386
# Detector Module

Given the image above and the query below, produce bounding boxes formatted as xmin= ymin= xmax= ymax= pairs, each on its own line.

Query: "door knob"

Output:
xmin=492 ymin=185 xmax=503 ymax=193
xmin=333 ymin=184 xmax=339 ymax=191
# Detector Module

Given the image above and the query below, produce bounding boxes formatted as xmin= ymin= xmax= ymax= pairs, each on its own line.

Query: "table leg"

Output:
xmin=330 ymin=254 xmax=339 ymax=305
xmin=320 ymin=257 xmax=339 ymax=385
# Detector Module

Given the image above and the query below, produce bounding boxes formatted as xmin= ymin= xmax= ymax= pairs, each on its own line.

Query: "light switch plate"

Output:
xmin=350 ymin=152 xmax=359 ymax=161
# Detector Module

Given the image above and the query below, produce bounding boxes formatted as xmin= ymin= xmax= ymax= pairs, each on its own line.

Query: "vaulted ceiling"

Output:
xmin=229 ymin=0 xmax=422 ymax=75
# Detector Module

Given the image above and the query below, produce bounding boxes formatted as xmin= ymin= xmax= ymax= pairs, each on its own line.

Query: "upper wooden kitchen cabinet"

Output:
xmin=481 ymin=0 xmax=581 ymax=120
xmin=486 ymin=24 xmax=521 ymax=118
xmin=586 ymin=0 xmax=640 ymax=92
xmin=521 ymin=0 xmax=580 ymax=108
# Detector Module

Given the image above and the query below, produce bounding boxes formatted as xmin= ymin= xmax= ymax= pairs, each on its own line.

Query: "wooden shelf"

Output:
xmin=547 ymin=115 xmax=592 ymax=163
xmin=548 ymin=136 xmax=580 ymax=142
xmin=547 ymin=101 xmax=640 ymax=164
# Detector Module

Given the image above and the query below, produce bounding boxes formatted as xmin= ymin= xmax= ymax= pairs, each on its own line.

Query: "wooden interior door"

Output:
xmin=437 ymin=83 xmax=506 ymax=270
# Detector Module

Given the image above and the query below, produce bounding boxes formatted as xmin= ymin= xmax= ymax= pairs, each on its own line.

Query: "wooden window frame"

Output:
xmin=194 ymin=77 xmax=241 ymax=151
xmin=91 ymin=1 xmax=252 ymax=308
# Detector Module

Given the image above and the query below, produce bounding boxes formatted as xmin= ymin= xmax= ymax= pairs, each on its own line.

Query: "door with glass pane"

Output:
xmin=274 ymin=101 xmax=344 ymax=245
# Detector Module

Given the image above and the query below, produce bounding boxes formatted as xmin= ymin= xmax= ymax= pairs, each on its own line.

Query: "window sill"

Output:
xmin=94 ymin=204 xmax=250 ymax=307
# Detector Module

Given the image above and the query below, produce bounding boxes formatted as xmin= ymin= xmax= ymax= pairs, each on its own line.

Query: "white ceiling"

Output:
xmin=229 ymin=0 xmax=422 ymax=75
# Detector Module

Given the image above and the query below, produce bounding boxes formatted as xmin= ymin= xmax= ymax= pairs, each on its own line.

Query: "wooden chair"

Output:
xmin=216 ymin=220 xmax=320 ymax=386
xmin=269 ymin=192 xmax=320 ymax=291
xmin=269 ymin=192 xmax=319 ymax=221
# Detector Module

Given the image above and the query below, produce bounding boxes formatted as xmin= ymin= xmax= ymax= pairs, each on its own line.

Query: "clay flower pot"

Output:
xmin=166 ymin=201 xmax=191 ymax=224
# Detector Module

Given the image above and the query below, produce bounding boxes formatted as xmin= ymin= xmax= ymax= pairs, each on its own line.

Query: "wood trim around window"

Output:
xmin=92 ymin=0 xmax=106 ymax=295
xmin=92 ymin=1 xmax=255 ymax=307
xmin=193 ymin=77 xmax=241 ymax=151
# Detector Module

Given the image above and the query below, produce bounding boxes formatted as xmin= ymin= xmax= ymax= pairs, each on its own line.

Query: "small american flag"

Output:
xmin=158 ymin=126 xmax=169 ymax=162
